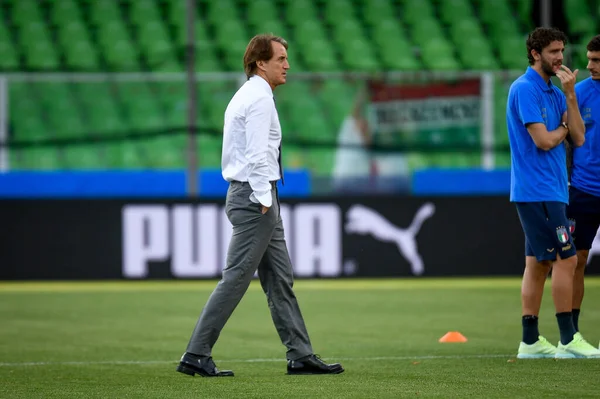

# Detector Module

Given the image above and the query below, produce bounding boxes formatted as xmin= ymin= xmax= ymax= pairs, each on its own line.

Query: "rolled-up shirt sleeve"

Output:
xmin=245 ymin=96 xmax=273 ymax=207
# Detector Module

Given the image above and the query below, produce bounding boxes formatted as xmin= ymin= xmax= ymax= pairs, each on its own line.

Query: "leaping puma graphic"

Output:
xmin=345 ymin=203 xmax=436 ymax=275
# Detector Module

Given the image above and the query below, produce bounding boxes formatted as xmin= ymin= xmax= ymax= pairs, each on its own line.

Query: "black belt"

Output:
xmin=231 ymin=180 xmax=278 ymax=188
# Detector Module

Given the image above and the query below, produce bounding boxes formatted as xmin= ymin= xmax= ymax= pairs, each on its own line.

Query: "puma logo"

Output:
xmin=546 ymin=248 xmax=555 ymax=253
xmin=345 ymin=203 xmax=435 ymax=275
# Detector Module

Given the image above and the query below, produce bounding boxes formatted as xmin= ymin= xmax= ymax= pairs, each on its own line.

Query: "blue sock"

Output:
xmin=522 ymin=315 xmax=539 ymax=345
xmin=572 ymin=309 xmax=581 ymax=332
xmin=556 ymin=312 xmax=576 ymax=345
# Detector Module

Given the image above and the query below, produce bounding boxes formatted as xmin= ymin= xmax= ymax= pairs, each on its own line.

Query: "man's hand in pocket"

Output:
xmin=261 ymin=206 xmax=270 ymax=214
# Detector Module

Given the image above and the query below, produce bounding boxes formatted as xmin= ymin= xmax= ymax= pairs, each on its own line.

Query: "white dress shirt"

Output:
xmin=221 ymin=75 xmax=282 ymax=207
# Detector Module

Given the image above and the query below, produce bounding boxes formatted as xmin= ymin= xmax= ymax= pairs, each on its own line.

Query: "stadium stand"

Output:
xmin=2 ymin=0 xmax=598 ymax=172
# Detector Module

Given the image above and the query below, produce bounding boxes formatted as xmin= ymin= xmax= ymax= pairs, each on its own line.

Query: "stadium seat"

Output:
xmin=247 ymin=0 xmax=280 ymax=27
xmin=104 ymin=140 xmax=145 ymax=169
xmin=458 ymin=37 xmax=498 ymax=70
xmin=10 ymin=0 xmax=44 ymax=26
xmin=13 ymin=148 xmax=61 ymax=170
xmin=142 ymin=136 xmax=187 ymax=169
xmin=0 ymin=22 xmax=19 ymax=70
xmin=63 ymin=146 xmax=105 ymax=169
xmin=198 ymin=135 xmax=222 ymax=168
xmin=323 ymin=0 xmax=356 ymax=25
xmin=565 ymin=0 xmax=596 ymax=37
xmin=362 ymin=0 xmax=397 ymax=27
xmin=49 ymin=0 xmax=82 ymax=26
xmin=438 ymin=0 xmax=475 ymax=25
xmin=128 ymin=1 xmax=162 ymax=27
xmin=420 ymin=38 xmax=461 ymax=70
xmin=285 ymin=0 xmax=319 ymax=27
xmin=402 ymin=0 xmax=436 ymax=25
xmin=497 ymin=37 xmax=526 ymax=70
xmin=74 ymin=83 xmax=128 ymax=134
xmin=88 ymin=1 xmax=123 ymax=27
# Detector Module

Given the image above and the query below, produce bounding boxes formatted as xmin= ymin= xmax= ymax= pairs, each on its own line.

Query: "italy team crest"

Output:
xmin=556 ymin=226 xmax=569 ymax=244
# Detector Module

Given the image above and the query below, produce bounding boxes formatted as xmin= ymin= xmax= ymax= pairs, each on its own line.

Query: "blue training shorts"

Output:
xmin=515 ymin=201 xmax=577 ymax=261
xmin=567 ymin=186 xmax=600 ymax=251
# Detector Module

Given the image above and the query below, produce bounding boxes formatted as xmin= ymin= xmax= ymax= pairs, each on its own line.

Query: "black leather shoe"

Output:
xmin=176 ymin=352 xmax=234 ymax=377
xmin=287 ymin=354 xmax=344 ymax=375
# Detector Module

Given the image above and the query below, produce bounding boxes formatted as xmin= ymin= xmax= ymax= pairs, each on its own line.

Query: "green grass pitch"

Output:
xmin=2 ymin=278 xmax=600 ymax=398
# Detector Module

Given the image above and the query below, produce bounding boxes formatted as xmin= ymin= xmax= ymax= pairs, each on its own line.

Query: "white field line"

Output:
xmin=0 ymin=354 xmax=513 ymax=367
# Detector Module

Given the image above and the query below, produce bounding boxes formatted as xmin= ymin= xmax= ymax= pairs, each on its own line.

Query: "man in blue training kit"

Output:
xmin=567 ymin=35 xmax=600 ymax=344
xmin=507 ymin=27 xmax=600 ymax=359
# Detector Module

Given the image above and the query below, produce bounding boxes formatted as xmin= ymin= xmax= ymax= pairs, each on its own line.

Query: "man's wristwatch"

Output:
xmin=561 ymin=121 xmax=569 ymax=132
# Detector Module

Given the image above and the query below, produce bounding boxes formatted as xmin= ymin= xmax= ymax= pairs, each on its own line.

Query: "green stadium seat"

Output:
xmin=18 ymin=21 xmax=50 ymax=44
xmin=23 ymin=42 xmax=60 ymax=70
xmin=294 ymin=20 xmax=328 ymax=46
xmin=497 ymin=37 xmax=526 ymax=70
xmin=565 ymin=0 xmax=596 ymax=36
xmin=102 ymin=40 xmax=140 ymax=71
xmin=74 ymin=83 xmax=127 ymax=134
xmin=195 ymin=43 xmax=221 ymax=72
xmin=339 ymin=39 xmax=381 ymax=72
xmin=514 ymin=0 xmax=534 ymax=30
xmin=104 ymin=141 xmax=145 ymax=169
xmin=478 ymin=1 xmax=514 ymax=30
xmin=251 ymin=19 xmax=289 ymax=39
xmin=173 ymin=16 xmax=210 ymax=48
xmin=285 ymin=0 xmax=319 ymax=27
xmin=362 ymin=0 xmax=396 ymax=27
xmin=0 ymin=24 xmax=19 ymax=70
xmin=198 ymin=135 xmax=222 ymax=168
xmin=302 ymin=40 xmax=340 ymax=71
xmin=402 ymin=0 xmax=435 ymax=26
xmin=128 ymin=0 xmax=162 ymax=26
xmin=136 ymin=21 xmax=177 ymax=70
xmin=57 ymin=21 xmax=89 ymax=43
xmin=213 ymin=19 xmax=248 ymax=47
xmin=49 ymin=0 xmax=82 ymax=26
xmin=438 ymin=0 xmax=475 ymax=25
xmin=35 ymin=82 xmax=86 ymax=138
xmin=458 ymin=37 xmax=497 ymax=70
xmin=13 ymin=148 xmax=61 ymax=170
xmin=142 ymin=136 xmax=187 ymax=169
xmin=420 ymin=39 xmax=461 ymax=70
xmin=114 ymin=82 xmax=165 ymax=130
xmin=331 ymin=19 xmax=367 ymax=45
xmin=205 ymin=0 xmax=240 ymax=24
xmin=63 ymin=40 xmax=101 ymax=71
xmin=88 ymin=1 xmax=123 ymax=26
xmin=323 ymin=0 xmax=355 ymax=25
xmin=9 ymin=84 xmax=47 ymax=140
xmin=408 ymin=17 xmax=444 ymax=45
xmin=10 ymin=0 xmax=44 ymax=26
xmin=247 ymin=0 xmax=280 ymax=27
xmin=448 ymin=18 xmax=484 ymax=44
xmin=96 ymin=20 xmax=131 ymax=47
xmin=63 ymin=146 xmax=105 ymax=169
xmin=166 ymin=0 xmax=186 ymax=26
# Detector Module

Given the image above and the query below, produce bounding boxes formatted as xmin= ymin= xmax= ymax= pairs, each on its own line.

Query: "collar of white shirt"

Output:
xmin=249 ymin=75 xmax=274 ymax=98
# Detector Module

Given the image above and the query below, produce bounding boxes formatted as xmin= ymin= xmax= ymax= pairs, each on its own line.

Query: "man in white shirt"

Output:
xmin=177 ymin=34 xmax=344 ymax=377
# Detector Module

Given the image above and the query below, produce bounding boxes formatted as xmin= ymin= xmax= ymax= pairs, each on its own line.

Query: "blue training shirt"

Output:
xmin=572 ymin=77 xmax=600 ymax=198
xmin=507 ymin=67 xmax=568 ymax=203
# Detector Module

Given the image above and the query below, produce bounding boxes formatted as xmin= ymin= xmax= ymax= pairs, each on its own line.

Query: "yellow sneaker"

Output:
xmin=556 ymin=333 xmax=600 ymax=359
xmin=517 ymin=336 xmax=558 ymax=359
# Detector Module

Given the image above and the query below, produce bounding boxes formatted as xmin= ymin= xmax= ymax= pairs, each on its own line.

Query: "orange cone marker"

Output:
xmin=438 ymin=331 xmax=468 ymax=343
